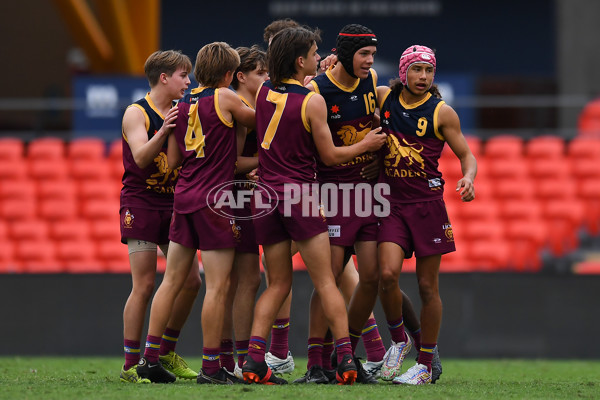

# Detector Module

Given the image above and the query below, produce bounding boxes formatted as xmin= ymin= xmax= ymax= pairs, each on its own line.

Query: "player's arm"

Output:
xmin=220 ymin=88 xmax=256 ymax=129
xmin=235 ymin=123 xmax=258 ymax=175
xmin=308 ymin=93 xmax=386 ymax=166
xmin=439 ymin=104 xmax=477 ymax=202
xmin=122 ymin=105 xmax=178 ymax=169
xmin=167 ymin=133 xmax=182 ymax=170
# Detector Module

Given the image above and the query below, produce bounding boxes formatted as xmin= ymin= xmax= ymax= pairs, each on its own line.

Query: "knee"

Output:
xmin=359 ymin=272 xmax=380 ymax=292
xmin=182 ymin=272 xmax=202 ymax=293
xmin=379 ymin=266 xmax=398 ymax=289
xmin=132 ymin=280 xmax=155 ymax=300
xmin=417 ymin=280 xmax=438 ymax=304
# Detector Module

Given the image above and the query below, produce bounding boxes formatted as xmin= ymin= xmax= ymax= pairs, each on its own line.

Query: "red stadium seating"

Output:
xmin=0 ymin=137 xmax=25 ymax=161
xmin=27 ymin=137 xmax=65 ymax=160
xmin=484 ymin=135 xmax=524 ymax=160
xmin=67 ymin=137 xmax=107 ymax=160
xmin=525 ymin=135 xmax=566 ymax=160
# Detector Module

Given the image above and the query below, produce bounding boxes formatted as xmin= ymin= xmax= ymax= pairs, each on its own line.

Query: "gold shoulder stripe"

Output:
xmin=378 ymin=89 xmax=391 ymax=110
xmin=302 ymin=92 xmax=316 ymax=133
xmin=433 ymin=100 xmax=446 ymax=140
xmin=215 ymin=88 xmax=234 ymax=128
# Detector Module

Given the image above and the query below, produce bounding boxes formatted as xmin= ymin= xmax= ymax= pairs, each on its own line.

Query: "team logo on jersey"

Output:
xmin=337 ymin=122 xmax=371 ymax=146
xmin=146 ymin=152 xmax=177 ymax=191
xmin=350 ymin=95 xmax=358 ymax=101
xmin=330 ymin=104 xmax=341 ymax=119
xmin=384 ymin=111 xmax=390 ymax=119
xmin=384 ymin=135 xmax=425 ymax=170
xmin=402 ymin=112 xmax=410 ymax=118
xmin=123 ymin=209 xmax=134 ymax=228
xmin=231 ymin=220 xmax=241 ymax=242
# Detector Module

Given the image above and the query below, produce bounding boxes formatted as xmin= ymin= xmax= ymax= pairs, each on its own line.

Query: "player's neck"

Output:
xmin=331 ymin=64 xmax=358 ymax=87
xmin=237 ymin=87 xmax=256 ymax=108
xmin=148 ymin=90 xmax=173 ymax=114
xmin=400 ymin=88 xmax=427 ymax=105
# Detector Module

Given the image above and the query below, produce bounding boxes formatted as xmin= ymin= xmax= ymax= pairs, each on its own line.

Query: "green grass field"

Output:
xmin=2 ymin=357 xmax=598 ymax=400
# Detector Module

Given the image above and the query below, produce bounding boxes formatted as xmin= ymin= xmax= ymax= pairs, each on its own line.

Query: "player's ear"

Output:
xmin=297 ymin=56 xmax=305 ymax=70
xmin=236 ymin=71 xmax=245 ymax=84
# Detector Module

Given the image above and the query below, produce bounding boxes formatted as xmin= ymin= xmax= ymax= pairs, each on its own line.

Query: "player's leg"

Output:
xmin=232 ymin=251 xmax=261 ymax=378
xmin=378 ymin=242 xmax=412 ymax=381
xmin=296 ymin=233 xmax=357 ymax=385
xmin=158 ymin=246 xmax=201 ymax=379
xmin=243 ymin=239 xmax=292 ymax=385
xmin=196 ymin=248 xmax=240 ymax=384
xmin=139 ymin=240 xmax=196 ymax=383
xmin=121 ymin=240 xmax=157 ymax=383
xmin=394 ymin=254 xmax=441 ymax=385
xmin=264 ymin=243 xmax=295 ymax=375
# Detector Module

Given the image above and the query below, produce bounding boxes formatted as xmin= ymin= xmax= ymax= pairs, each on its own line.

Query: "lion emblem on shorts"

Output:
xmin=384 ymin=135 xmax=425 ymax=170
xmin=444 ymin=223 xmax=454 ymax=241
xmin=336 ymin=123 xmax=370 ymax=146
xmin=123 ymin=209 xmax=134 ymax=228
xmin=231 ymin=220 xmax=241 ymax=242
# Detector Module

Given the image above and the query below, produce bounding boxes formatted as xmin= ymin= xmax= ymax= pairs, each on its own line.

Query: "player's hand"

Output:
xmin=360 ymin=155 xmax=380 ymax=180
xmin=362 ymin=127 xmax=386 ymax=151
xmin=159 ymin=106 xmax=178 ymax=136
xmin=456 ymin=177 xmax=475 ymax=202
xmin=319 ymin=54 xmax=338 ymax=72
xmin=246 ymin=168 xmax=259 ymax=182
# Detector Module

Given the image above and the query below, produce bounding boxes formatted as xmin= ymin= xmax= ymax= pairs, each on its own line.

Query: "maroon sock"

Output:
xmin=349 ymin=327 xmax=362 ymax=353
xmin=335 ymin=337 xmax=352 ymax=365
xmin=143 ymin=335 xmax=161 ymax=363
xmin=235 ymin=339 xmax=249 ymax=368
xmin=269 ymin=318 xmax=290 ymax=359
xmin=123 ymin=339 xmax=141 ymax=370
xmin=247 ymin=336 xmax=267 ymax=363
xmin=159 ymin=327 xmax=180 ymax=356
xmin=417 ymin=343 xmax=436 ymax=372
xmin=409 ymin=329 xmax=422 ymax=352
xmin=387 ymin=317 xmax=408 ymax=344
xmin=202 ymin=347 xmax=221 ymax=376
xmin=362 ymin=318 xmax=386 ymax=362
xmin=220 ymin=339 xmax=235 ymax=372
xmin=307 ymin=337 xmax=324 ymax=370
xmin=322 ymin=331 xmax=334 ymax=370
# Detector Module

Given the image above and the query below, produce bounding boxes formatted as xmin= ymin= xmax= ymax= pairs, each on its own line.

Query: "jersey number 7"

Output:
xmin=260 ymin=90 xmax=288 ymax=150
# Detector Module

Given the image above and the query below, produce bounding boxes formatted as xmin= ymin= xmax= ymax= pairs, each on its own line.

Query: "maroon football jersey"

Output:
xmin=255 ymin=79 xmax=318 ymax=194
xmin=172 ymin=87 xmax=237 ymax=213
xmin=120 ymin=93 xmax=177 ymax=211
xmin=379 ymin=90 xmax=447 ymax=202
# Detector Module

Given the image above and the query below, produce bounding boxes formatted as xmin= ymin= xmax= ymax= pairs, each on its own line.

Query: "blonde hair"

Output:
xmin=193 ymin=42 xmax=240 ymax=87
xmin=144 ymin=50 xmax=192 ymax=87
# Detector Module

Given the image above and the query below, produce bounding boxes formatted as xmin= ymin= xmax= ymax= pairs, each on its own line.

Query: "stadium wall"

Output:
xmin=1 ymin=272 xmax=598 ymax=359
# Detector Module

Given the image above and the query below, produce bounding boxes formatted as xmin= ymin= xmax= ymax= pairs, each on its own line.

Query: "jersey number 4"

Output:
xmin=261 ymin=90 xmax=288 ymax=150
xmin=185 ymin=103 xmax=206 ymax=158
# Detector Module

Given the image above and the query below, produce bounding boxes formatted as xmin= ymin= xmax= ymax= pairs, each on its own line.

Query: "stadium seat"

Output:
xmin=466 ymin=239 xmax=511 ymax=271
xmin=38 ymin=197 xmax=78 ymax=221
xmin=98 ymin=240 xmax=130 ymax=273
xmin=89 ymin=220 xmax=121 ymax=242
xmin=503 ymin=220 xmax=546 ymax=271
xmin=440 ymin=246 xmax=472 ymax=273
xmin=455 ymin=199 xmax=500 ymax=223
xmin=67 ymin=137 xmax=107 ymax=160
xmin=498 ymin=199 xmax=543 ymax=222
xmin=80 ymin=199 xmax=120 ymax=222
xmin=36 ymin=179 xmax=77 ymax=202
xmin=0 ymin=198 xmax=37 ymax=222
xmin=28 ymin=157 xmax=69 ymax=181
xmin=567 ymin=137 xmax=600 ymax=160
xmin=0 ymin=240 xmax=20 ymax=273
xmin=69 ymin=158 xmax=111 ymax=181
xmin=8 ymin=220 xmax=49 ymax=241
xmin=16 ymin=239 xmax=63 ymax=273
xmin=484 ymin=135 xmax=524 ymax=160
xmin=577 ymin=177 xmax=600 ymax=235
xmin=0 ymin=180 xmax=36 ymax=203
xmin=0 ymin=137 xmax=25 ymax=160
xmin=534 ymin=178 xmax=577 ymax=204
xmin=108 ymin=138 xmax=123 ymax=162
xmin=493 ymin=177 xmax=536 ymax=201
xmin=465 ymin=135 xmax=483 ymax=157
xmin=0 ymin=159 xmax=28 ymax=182
xmin=577 ymin=98 xmax=600 ymax=137
xmin=540 ymin=199 xmax=585 ymax=256
xmin=56 ymin=239 xmax=105 ymax=273
xmin=486 ymin=157 xmax=530 ymax=181
xmin=78 ymin=179 xmax=118 ymax=203
xmin=460 ymin=219 xmax=505 ymax=243
xmin=27 ymin=137 xmax=65 ymax=160
xmin=528 ymin=158 xmax=570 ymax=181
xmin=438 ymin=157 xmax=463 ymax=186
xmin=570 ymin=159 xmax=600 ymax=182
xmin=49 ymin=219 xmax=91 ymax=242
xmin=525 ymin=136 xmax=566 ymax=160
